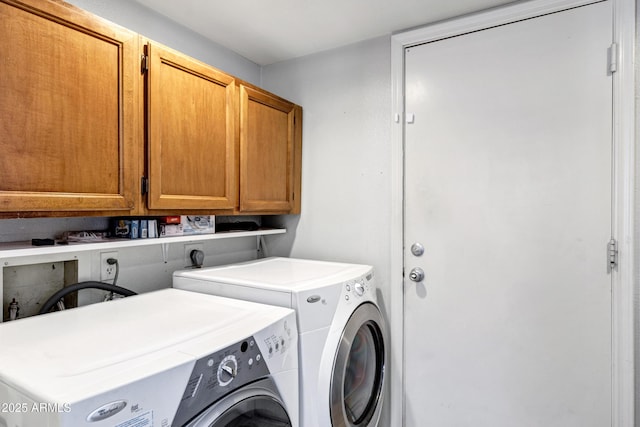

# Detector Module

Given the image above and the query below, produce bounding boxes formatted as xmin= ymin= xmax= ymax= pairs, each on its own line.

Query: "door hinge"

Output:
xmin=141 ymin=54 xmax=149 ymax=73
xmin=607 ymin=238 xmax=618 ymax=273
xmin=141 ymin=176 xmax=149 ymax=195
xmin=608 ymin=43 xmax=618 ymax=73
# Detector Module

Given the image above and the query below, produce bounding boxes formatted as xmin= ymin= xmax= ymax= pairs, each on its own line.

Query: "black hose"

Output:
xmin=38 ymin=281 xmax=137 ymax=315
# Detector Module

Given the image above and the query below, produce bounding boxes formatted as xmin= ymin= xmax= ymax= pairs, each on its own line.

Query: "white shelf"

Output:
xmin=0 ymin=228 xmax=286 ymax=258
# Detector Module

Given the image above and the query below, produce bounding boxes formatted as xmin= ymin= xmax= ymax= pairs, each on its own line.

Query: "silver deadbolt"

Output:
xmin=410 ymin=242 xmax=425 ymax=257
xmin=409 ymin=267 xmax=425 ymax=282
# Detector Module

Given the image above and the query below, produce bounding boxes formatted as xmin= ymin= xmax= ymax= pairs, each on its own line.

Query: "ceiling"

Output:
xmin=133 ymin=0 xmax=519 ymax=65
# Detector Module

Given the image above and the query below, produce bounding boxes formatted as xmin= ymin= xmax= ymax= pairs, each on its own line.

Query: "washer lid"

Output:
xmin=174 ymin=257 xmax=372 ymax=291
xmin=0 ymin=289 xmax=293 ymax=402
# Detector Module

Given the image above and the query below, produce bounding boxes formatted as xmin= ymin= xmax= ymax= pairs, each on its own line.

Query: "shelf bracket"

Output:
xmin=161 ymin=242 xmax=169 ymax=263
xmin=257 ymin=235 xmax=268 ymax=258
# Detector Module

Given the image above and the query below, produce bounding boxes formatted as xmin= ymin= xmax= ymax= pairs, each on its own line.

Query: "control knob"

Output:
xmin=354 ymin=281 xmax=365 ymax=296
xmin=217 ymin=355 xmax=238 ymax=386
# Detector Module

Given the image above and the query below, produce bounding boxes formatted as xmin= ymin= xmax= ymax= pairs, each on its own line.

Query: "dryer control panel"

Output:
xmin=173 ymin=335 xmax=268 ymax=426
xmin=342 ymin=270 xmax=375 ymax=304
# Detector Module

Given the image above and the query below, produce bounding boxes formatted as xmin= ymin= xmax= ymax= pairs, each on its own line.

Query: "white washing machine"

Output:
xmin=0 ymin=288 xmax=298 ymax=427
xmin=173 ymin=257 xmax=386 ymax=427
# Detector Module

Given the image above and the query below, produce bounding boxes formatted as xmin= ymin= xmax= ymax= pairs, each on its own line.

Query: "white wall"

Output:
xmin=260 ymin=36 xmax=393 ymax=425
xmin=1 ymin=236 xmax=259 ymax=309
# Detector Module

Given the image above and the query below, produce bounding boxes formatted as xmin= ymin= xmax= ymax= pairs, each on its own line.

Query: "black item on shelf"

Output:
xmin=31 ymin=238 xmax=55 ymax=246
xmin=216 ymin=221 xmax=259 ymax=232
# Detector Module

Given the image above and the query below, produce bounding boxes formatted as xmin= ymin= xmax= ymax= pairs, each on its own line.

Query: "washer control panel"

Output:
xmin=172 ymin=310 xmax=296 ymax=427
xmin=172 ymin=335 xmax=268 ymax=426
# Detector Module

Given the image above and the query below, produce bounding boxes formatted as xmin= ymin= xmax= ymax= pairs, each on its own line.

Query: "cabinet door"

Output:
xmin=239 ymin=85 xmax=302 ymax=213
xmin=0 ymin=0 xmax=139 ymax=213
xmin=146 ymin=42 xmax=236 ymax=211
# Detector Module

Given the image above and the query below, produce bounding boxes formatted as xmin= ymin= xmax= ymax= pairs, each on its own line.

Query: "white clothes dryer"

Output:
xmin=173 ymin=257 xmax=386 ymax=427
xmin=0 ymin=288 xmax=298 ymax=427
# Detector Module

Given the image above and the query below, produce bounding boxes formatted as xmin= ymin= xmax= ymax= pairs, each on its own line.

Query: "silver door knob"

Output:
xmin=410 ymin=242 xmax=425 ymax=257
xmin=409 ymin=267 xmax=425 ymax=282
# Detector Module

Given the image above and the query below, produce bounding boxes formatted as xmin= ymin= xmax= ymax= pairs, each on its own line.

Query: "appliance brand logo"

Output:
xmin=86 ymin=400 xmax=127 ymax=422
xmin=306 ymin=294 xmax=321 ymax=303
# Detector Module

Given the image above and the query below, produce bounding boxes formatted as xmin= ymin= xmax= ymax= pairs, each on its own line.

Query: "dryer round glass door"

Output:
xmin=331 ymin=302 xmax=386 ymax=427
xmin=185 ymin=377 xmax=292 ymax=427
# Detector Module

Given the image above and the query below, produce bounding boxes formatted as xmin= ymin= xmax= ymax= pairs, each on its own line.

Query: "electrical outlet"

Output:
xmin=101 ymin=251 xmax=118 ymax=281
xmin=184 ymin=243 xmax=204 ymax=267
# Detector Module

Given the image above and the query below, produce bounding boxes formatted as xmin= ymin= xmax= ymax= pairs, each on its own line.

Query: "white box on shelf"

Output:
xmin=181 ymin=216 xmax=215 ymax=235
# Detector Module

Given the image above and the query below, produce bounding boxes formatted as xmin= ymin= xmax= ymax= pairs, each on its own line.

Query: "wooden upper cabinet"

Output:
xmin=146 ymin=42 xmax=237 ymax=211
xmin=239 ymin=84 xmax=302 ymax=213
xmin=0 ymin=0 xmax=302 ymax=217
xmin=0 ymin=0 xmax=139 ymax=213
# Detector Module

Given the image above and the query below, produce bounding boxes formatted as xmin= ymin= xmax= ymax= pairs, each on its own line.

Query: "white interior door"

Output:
xmin=403 ymin=2 xmax=613 ymax=426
